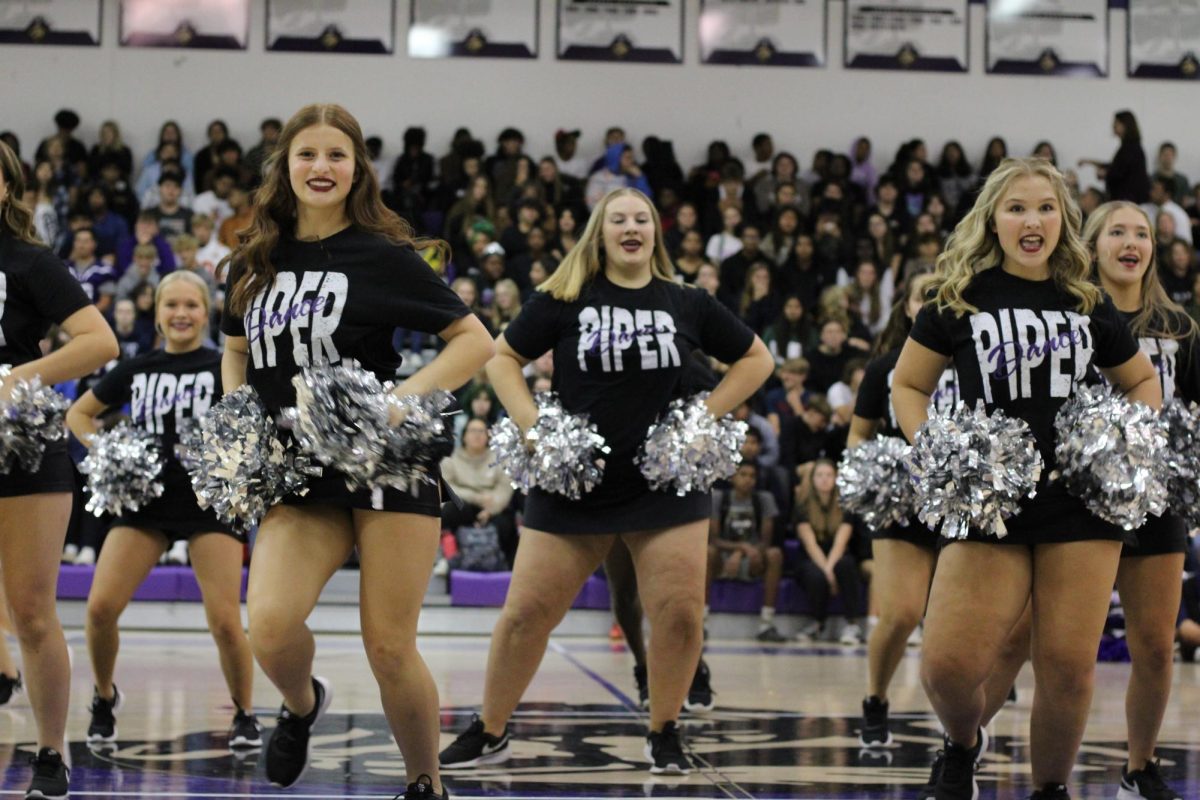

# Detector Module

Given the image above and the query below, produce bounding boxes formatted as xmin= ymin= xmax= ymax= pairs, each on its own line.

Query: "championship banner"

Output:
xmin=409 ymin=0 xmax=538 ymax=58
xmin=557 ymin=0 xmax=684 ymax=63
xmin=844 ymin=0 xmax=968 ymax=71
xmin=0 ymin=0 xmax=102 ymax=46
xmin=1128 ymin=0 xmax=1200 ymax=80
xmin=986 ymin=0 xmax=1107 ymax=76
xmin=267 ymin=0 xmax=395 ymax=54
xmin=698 ymin=0 xmax=826 ymax=67
xmin=120 ymin=0 xmax=249 ymax=49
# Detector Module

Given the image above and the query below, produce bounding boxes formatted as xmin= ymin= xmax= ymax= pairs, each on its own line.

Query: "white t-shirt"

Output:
xmin=195 ymin=238 xmax=232 ymax=280
xmin=193 ymin=192 xmax=234 ymax=230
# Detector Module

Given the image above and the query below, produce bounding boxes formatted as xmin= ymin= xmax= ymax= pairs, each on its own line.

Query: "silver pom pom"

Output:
xmin=637 ymin=393 xmax=747 ymax=497
xmin=837 ymin=436 xmax=915 ymax=531
xmin=290 ymin=363 xmax=454 ymax=494
xmin=79 ymin=423 xmax=165 ymax=516
xmin=179 ymin=385 xmax=315 ymax=530
xmin=1160 ymin=399 xmax=1200 ymax=529
xmin=0 ymin=364 xmax=70 ymax=474
xmin=905 ymin=401 xmax=1043 ymax=540
xmin=1053 ymin=385 xmax=1168 ymax=531
xmin=490 ymin=392 xmax=609 ymax=500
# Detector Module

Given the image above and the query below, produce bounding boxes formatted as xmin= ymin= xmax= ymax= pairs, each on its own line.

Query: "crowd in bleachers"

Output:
xmin=10 ymin=108 xmax=1200 ymax=642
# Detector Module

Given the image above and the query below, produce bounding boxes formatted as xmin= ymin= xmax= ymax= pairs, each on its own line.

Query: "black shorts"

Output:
xmin=523 ymin=486 xmax=710 ymax=535
xmin=940 ymin=483 xmax=1132 ymax=548
xmin=873 ymin=519 xmax=939 ymax=552
xmin=1121 ymin=513 xmax=1190 ymax=558
xmin=113 ymin=484 xmax=244 ymax=544
xmin=0 ymin=442 xmax=74 ymax=498
xmin=282 ymin=464 xmax=443 ymax=517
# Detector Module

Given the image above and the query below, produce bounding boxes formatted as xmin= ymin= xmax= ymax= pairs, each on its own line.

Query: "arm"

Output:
xmin=222 ymin=336 xmax=249 ymax=392
xmin=394 ymin=314 xmax=495 ymax=398
xmin=826 ymin=522 xmax=853 ymax=565
xmin=846 ymin=415 xmax=880 ymax=449
xmin=796 ymin=522 xmax=828 ymax=568
xmin=755 ymin=517 xmax=775 ymax=551
xmin=485 ymin=335 xmax=539 ymax=431
xmin=1099 ymin=351 xmax=1162 ymax=410
xmin=704 ymin=336 xmax=774 ymax=418
xmin=2 ymin=306 xmax=117 ymax=398
xmin=892 ymin=338 xmax=952 ymax=443
xmin=65 ymin=390 xmax=110 ymax=448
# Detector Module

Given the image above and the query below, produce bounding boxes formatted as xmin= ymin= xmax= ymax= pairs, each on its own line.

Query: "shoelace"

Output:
xmin=1138 ymin=760 xmax=1169 ymax=791
xmin=28 ymin=753 xmax=65 ymax=778
xmin=272 ymin=710 xmax=306 ymax=752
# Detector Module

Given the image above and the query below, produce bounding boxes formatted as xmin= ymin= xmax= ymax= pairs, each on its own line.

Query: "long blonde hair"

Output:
xmin=1082 ymin=200 xmax=1197 ymax=342
xmin=539 ymin=188 xmax=674 ymax=302
xmin=930 ymin=157 xmax=1099 ymax=316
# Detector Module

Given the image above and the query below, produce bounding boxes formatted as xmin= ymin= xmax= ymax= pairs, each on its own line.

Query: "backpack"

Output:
xmin=452 ymin=524 xmax=507 ymax=572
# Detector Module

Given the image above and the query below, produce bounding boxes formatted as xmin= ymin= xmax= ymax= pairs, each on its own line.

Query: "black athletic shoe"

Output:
xmin=920 ymin=749 xmax=945 ymax=800
xmin=1119 ymin=760 xmax=1182 ymax=800
xmin=25 ymin=747 xmax=69 ymax=800
xmin=438 ymin=714 xmax=511 ymax=768
xmin=934 ymin=728 xmax=986 ymax=800
xmin=683 ymin=659 xmax=714 ymax=713
xmin=0 ymin=672 xmax=22 ymax=706
xmin=1029 ymin=784 xmax=1070 ymax=800
xmin=265 ymin=676 xmax=332 ymax=788
xmin=756 ymin=624 xmax=788 ymax=643
xmin=644 ymin=720 xmax=692 ymax=775
xmin=87 ymin=685 xmax=124 ymax=743
xmin=399 ymin=773 xmax=450 ymax=799
xmin=229 ymin=705 xmax=264 ymax=749
xmin=633 ymin=664 xmax=649 ymax=710
xmin=859 ymin=695 xmax=892 ymax=747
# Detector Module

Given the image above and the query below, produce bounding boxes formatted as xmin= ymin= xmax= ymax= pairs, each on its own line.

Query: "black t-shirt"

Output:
xmin=502 ymin=274 xmax=756 ymax=504
xmin=0 ymin=233 xmax=91 ymax=367
xmin=807 ymin=344 xmax=869 ymax=394
xmin=1158 ymin=265 xmax=1194 ymax=307
xmin=909 ymin=268 xmax=1139 ymax=472
xmin=220 ymin=227 xmax=470 ymax=414
xmin=1120 ymin=309 xmax=1200 ymax=404
xmin=92 ymin=347 xmax=222 ymax=497
xmin=855 ymin=348 xmax=958 ymax=438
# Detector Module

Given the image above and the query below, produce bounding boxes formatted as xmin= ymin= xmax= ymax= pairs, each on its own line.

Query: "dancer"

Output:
xmin=220 ymin=104 xmax=493 ymax=799
xmin=0 ymin=139 xmax=120 ymax=799
xmin=849 ymin=273 xmax=957 ymax=747
xmin=893 ymin=158 xmax=1159 ymax=800
xmin=66 ymin=271 xmax=262 ymax=750
xmin=439 ymin=187 xmax=773 ymax=774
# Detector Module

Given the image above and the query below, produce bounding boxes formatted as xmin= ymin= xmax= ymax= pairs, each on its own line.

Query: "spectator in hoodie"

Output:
xmin=585 ymin=143 xmax=652 ymax=209
xmin=114 ymin=212 xmax=177 ymax=275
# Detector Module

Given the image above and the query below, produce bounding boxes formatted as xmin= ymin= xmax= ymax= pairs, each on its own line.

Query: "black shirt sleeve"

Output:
xmin=378 ymin=247 xmax=470 ymax=334
xmin=29 ymin=248 xmax=91 ymax=326
xmin=1091 ymin=295 xmax=1140 ymax=369
xmin=1179 ymin=329 xmax=1200 ymax=404
xmin=694 ymin=288 xmax=757 ymax=364
xmin=502 ymin=290 xmax=565 ymax=361
xmin=854 ymin=355 xmax=891 ymax=422
xmin=90 ymin=357 xmax=136 ymax=408
xmin=220 ymin=261 xmax=246 ymax=337
xmin=908 ymin=303 xmax=954 ymax=356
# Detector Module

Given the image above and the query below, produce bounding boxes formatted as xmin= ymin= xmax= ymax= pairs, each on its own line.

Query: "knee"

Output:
xmin=766 ymin=547 xmax=783 ymax=568
xmin=208 ymin=612 xmax=247 ymax=650
xmin=363 ymin=635 xmax=418 ymax=677
xmin=921 ymin=648 xmax=983 ymax=695
xmin=247 ymin=605 xmax=298 ymax=656
xmin=648 ymin=595 xmax=703 ymax=644
xmin=86 ymin=596 xmax=125 ymax=631
xmin=1034 ymin=649 xmax=1095 ymax=694
xmin=879 ymin=603 xmax=923 ymax=633
xmin=497 ymin=596 xmax=558 ymax=641
xmin=1131 ymin=635 xmax=1175 ymax=673
xmin=9 ymin=603 xmax=55 ymax=645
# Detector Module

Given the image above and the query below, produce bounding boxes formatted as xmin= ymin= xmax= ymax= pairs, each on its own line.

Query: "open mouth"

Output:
xmin=620 ymin=239 xmax=642 ymax=253
xmin=169 ymin=321 xmax=194 ymax=332
xmin=1019 ymin=235 xmax=1043 ymax=254
xmin=307 ymin=178 xmax=335 ymax=193
xmin=1118 ymin=253 xmax=1141 ymax=269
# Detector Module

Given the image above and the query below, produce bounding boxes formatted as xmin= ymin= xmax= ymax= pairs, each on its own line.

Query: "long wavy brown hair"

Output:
xmin=0 ymin=140 xmax=38 ymax=244
xmin=226 ymin=103 xmax=445 ymax=315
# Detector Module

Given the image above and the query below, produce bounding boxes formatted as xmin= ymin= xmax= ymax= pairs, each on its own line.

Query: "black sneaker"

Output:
xmin=644 ymin=720 xmax=691 ymax=775
xmin=266 ymin=675 xmax=332 ymax=788
xmin=756 ymin=624 xmax=788 ymax=643
xmin=1119 ymin=760 xmax=1181 ymax=800
xmin=683 ymin=659 xmax=714 ymax=713
xmin=25 ymin=747 xmax=69 ymax=800
xmin=934 ymin=728 xmax=986 ymax=800
xmin=1029 ymin=784 xmax=1070 ymax=800
xmin=438 ymin=714 xmax=511 ymax=768
xmin=229 ymin=704 xmax=264 ymax=749
xmin=859 ymin=695 xmax=892 ymax=747
xmin=87 ymin=685 xmax=125 ymax=743
xmin=0 ymin=672 xmax=22 ymax=706
xmin=399 ymin=773 xmax=450 ymax=799
xmin=633 ymin=664 xmax=649 ymax=710
xmin=920 ymin=749 xmax=945 ymax=800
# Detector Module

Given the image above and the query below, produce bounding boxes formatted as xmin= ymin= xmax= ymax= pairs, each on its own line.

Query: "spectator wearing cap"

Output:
xmin=486 ymin=127 xmax=525 ymax=203
xmin=36 ymin=108 xmax=88 ymax=173
xmin=553 ymin=129 xmax=588 ymax=180
xmin=585 ymin=143 xmax=652 ymax=210
xmin=470 ymin=241 xmax=507 ymax=305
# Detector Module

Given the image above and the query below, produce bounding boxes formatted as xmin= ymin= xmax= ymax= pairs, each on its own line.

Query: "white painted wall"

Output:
xmin=0 ymin=1 xmax=1195 ymax=187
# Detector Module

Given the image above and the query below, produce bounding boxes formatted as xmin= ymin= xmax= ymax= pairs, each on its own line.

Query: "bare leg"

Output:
xmin=190 ymin=532 xmax=256 ymax=709
xmin=866 ymin=540 xmax=935 ymax=700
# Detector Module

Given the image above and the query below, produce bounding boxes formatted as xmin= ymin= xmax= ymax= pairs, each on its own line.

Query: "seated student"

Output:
xmin=806 ymin=314 xmax=869 ymax=393
xmin=732 ymin=400 xmax=779 ymax=468
xmin=708 ymin=462 xmax=786 ymax=642
xmin=826 ymin=358 xmax=867 ymax=428
xmin=740 ymin=428 xmax=792 ymax=535
xmin=172 ymin=234 xmax=217 ymax=298
xmin=792 ymin=394 xmax=836 ymax=474
xmin=115 ymin=244 xmax=162 ymax=301
xmin=192 ymin=166 xmax=237 ymax=229
xmin=440 ymin=418 xmax=518 ymax=569
xmin=792 ymin=459 xmax=865 ymax=645
xmin=114 ymin=212 xmax=176 ymax=275
xmin=764 ymin=358 xmax=810 ymax=468
xmin=64 ymin=227 xmax=117 ymax=315
xmin=192 ymin=213 xmax=231 ymax=282
xmin=149 ymin=172 xmax=193 ymax=239
xmin=110 ymin=298 xmax=152 ymax=358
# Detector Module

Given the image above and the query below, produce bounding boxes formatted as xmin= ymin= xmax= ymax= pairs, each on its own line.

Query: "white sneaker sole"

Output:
xmin=442 ymin=740 xmax=511 ymax=769
xmin=1117 ymin=784 xmax=1164 ymax=800
xmin=269 ymin=676 xmax=332 ymax=789
xmin=682 ymin=699 xmax=714 ymax=713
xmin=643 ymin=742 xmax=691 ymax=775
xmin=858 ymin=730 xmax=894 ymax=748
